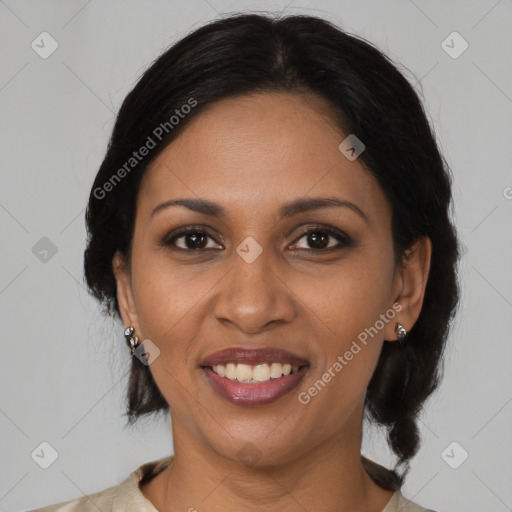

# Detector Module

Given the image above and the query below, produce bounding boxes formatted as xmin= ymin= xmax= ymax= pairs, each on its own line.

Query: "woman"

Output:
xmin=32 ymin=12 xmax=460 ymax=512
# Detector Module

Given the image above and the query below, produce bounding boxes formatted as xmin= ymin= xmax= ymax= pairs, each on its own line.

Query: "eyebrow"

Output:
xmin=150 ymin=196 xmax=369 ymax=224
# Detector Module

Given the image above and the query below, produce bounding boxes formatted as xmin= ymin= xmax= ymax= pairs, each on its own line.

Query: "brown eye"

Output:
xmin=162 ymin=227 xmax=222 ymax=251
xmin=291 ymin=227 xmax=352 ymax=251
xmin=176 ymin=231 xmax=210 ymax=250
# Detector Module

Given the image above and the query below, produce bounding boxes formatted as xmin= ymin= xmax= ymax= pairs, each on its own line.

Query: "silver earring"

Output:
xmin=124 ymin=326 xmax=140 ymax=356
xmin=395 ymin=322 xmax=407 ymax=346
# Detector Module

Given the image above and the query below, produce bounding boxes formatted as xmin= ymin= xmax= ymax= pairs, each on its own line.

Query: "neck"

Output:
xmin=141 ymin=406 xmax=394 ymax=512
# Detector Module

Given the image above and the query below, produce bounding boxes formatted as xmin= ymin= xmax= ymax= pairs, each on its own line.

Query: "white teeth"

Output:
xmin=225 ymin=363 xmax=236 ymax=380
xmin=269 ymin=362 xmax=283 ymax=379
xmin=253 ymin=364 xmax=270 ymax=382
xmin=211 ymin=362 xmax=302 ymax=383
xmin=235 ymin=364 xmax=253 ymax=382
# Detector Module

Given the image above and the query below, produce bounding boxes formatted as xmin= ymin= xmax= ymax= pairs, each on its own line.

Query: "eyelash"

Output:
xmin=159 ymin=225 xmax=353 ymax=253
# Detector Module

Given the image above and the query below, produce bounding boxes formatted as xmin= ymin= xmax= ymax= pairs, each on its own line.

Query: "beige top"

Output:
xmin=29 ymin=455 xmax=436 ymax=512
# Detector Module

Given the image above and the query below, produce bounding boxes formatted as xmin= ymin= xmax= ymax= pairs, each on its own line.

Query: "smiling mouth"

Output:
xmin=201 ymin=363 xmax=310 ymax=406
xmin=200 ymin=347 xmax=310 ymax=405
xmin=206 ymin=362 xmax=306 ymax=383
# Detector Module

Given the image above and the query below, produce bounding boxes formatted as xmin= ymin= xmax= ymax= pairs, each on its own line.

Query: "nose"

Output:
xmin=213 ymin=249 xmax=296 ymax=334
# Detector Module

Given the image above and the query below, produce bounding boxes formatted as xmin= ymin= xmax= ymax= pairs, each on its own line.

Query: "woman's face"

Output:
xmin=114 ymin=92 xmax=428 ymax=466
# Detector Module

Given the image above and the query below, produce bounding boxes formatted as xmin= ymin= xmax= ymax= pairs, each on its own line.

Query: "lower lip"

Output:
xmin=202 ymin=366 xmax=308 ymax=406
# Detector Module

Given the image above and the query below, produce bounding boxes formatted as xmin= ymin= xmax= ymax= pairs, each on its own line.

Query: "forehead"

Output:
xmin=138 ymin=92 xmax=389 ymax=223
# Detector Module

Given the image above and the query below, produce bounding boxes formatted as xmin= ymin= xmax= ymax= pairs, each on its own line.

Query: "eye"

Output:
xmin=160 ymin=225 xmax=353 ymax=253
xmin=161 ymin=227 xmax=222 ymax=251
xmin=290 ymin=226 xmax=352 ymax=251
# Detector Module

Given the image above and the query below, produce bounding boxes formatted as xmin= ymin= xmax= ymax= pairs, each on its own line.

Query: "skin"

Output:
xmin=113 ymin=92 xmax=431 ymax=512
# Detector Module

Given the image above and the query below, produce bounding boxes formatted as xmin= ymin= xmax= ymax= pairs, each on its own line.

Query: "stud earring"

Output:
xmin=395 ymin=322 xmax=407 ymax=346
xmin=124 ymin=326 xmax=140 ymax=356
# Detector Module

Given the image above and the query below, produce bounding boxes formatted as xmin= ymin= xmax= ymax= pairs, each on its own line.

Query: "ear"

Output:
xmin=112 ymin=251 xmax=140 ymax=333
xmin=384 ymin=236 xmax=432 ymax=342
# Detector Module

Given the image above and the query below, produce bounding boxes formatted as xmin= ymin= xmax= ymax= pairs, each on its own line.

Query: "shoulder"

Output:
xmin=27 ymin=455 xmax=175 ymax=512
xmin=383 ymin=489 xmax=438 ymax=512
xmin=26 ymin=484 xmax=118 ymax=512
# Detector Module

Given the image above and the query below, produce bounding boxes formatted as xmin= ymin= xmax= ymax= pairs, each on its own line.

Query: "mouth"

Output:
xmin=200 ymin=347 xmax=309 ymax=406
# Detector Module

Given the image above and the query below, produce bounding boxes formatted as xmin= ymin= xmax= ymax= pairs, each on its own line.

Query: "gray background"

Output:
xmin=1 ymin=1 xmax=511 ymax=511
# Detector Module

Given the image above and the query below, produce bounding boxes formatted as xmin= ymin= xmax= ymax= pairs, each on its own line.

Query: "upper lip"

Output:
xmin=201 ymin=347 xmax=309 ymax=367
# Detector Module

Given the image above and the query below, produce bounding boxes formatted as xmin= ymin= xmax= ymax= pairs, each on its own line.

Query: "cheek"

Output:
xmin=296 ymin=267 xmax=389 ymax=423
xmin=129 ymin=258 xmax=210 ymax=409
xmin=291 ymin=254 xmax=394 ymax=402
xmin=129 ymin=251 xmax=199 ymax=344
xmin=129 ymin=247 xmax=229 ymax=366
xmin=294 ymin=254 xmax=393 ymax=341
